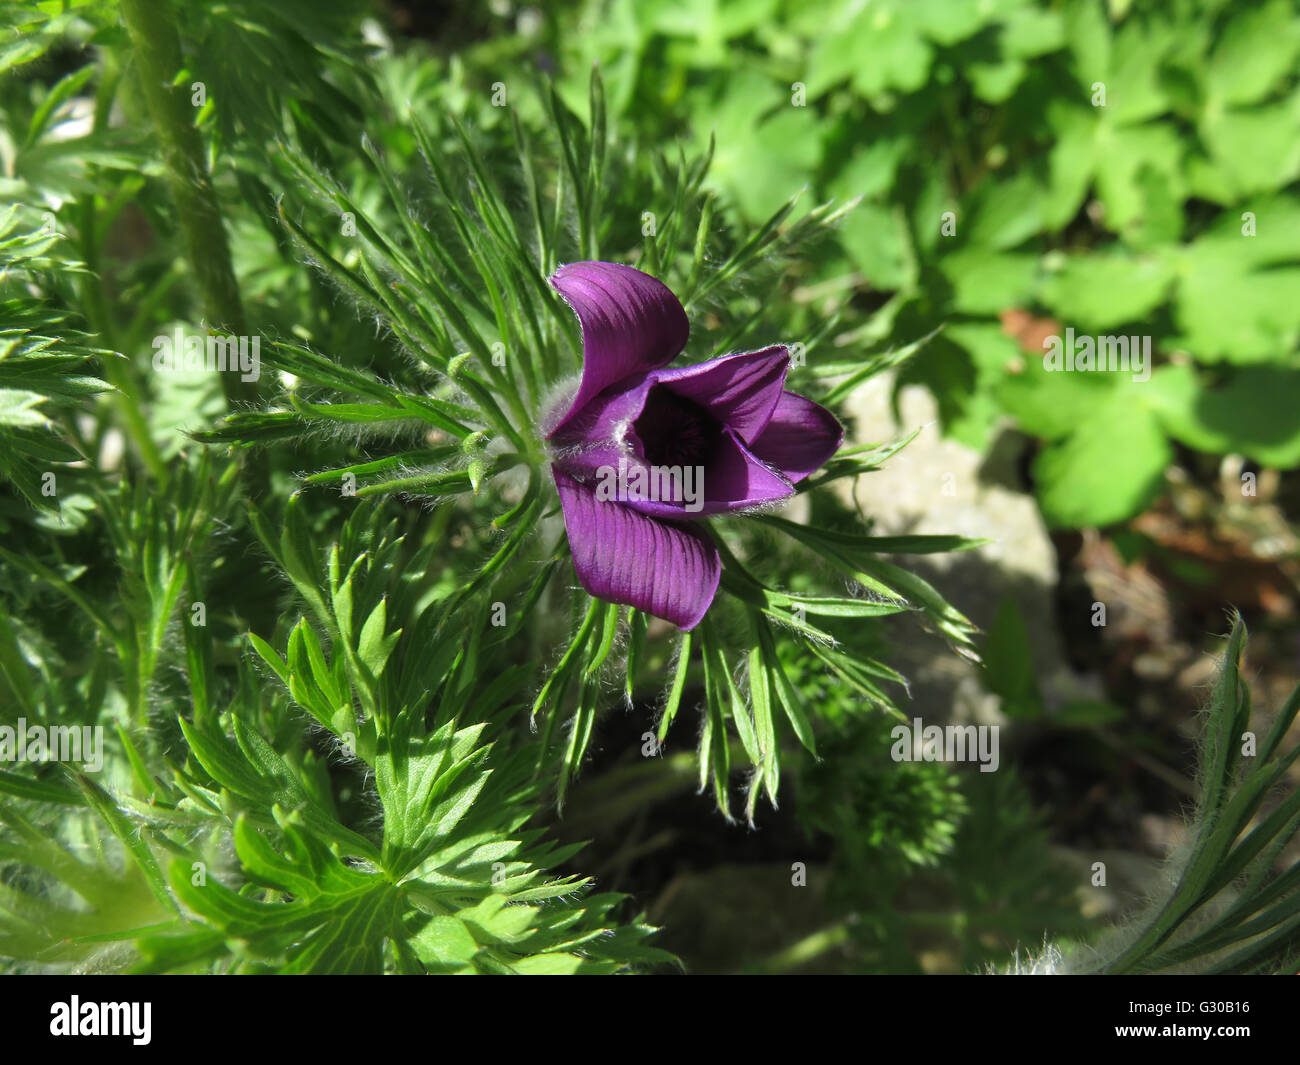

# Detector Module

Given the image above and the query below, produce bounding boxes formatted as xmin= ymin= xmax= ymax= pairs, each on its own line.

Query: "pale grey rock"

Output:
xmin=837 ymin=371 xmax=1101 ymax=724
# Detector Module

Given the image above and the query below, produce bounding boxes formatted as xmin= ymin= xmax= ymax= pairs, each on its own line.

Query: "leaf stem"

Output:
xmin=118 ymin=0 xmax=255 ymax=409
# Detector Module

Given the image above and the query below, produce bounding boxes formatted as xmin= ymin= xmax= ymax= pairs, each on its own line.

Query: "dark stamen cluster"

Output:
xmin=634 ymin=386 xmax=721 ymax=467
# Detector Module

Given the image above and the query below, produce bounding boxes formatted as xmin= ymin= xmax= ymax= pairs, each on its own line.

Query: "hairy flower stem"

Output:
xmin=118 ymin=0 xmax=256 ymax=409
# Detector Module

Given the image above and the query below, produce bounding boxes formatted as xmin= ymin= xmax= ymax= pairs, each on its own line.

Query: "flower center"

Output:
xmin=633 ymin=386 xmax=721 ymax=468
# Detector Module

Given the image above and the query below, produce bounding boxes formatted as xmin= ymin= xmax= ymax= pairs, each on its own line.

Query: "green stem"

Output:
xmin=755 ymin=921 xmax=853 ymax=973
xmin=100 ymin=356 xmax=169 ymax=483
xmin=75 ymin=73 xmax=170 ymax=483
xmin=118 ymin=0 xmax=255 ymax=409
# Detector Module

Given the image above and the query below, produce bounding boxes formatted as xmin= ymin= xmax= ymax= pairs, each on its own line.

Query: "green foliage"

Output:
xmin=788 ymin=723 xmax=1085 ymax=973
xmin=0 ymin=496 xmax=669 ymax=973
xmin=183 ymin=54 xmax=986 ymax=822
xmin=4 ymin=0 xmax=1300 ymax=979
xmin=1064 ymin=616 xmax=1300 ymax=975
xmin=793 ymin=689 xmax=967 ymax=877
xmin=0 ymin=0 xmax=985 ymax=974
xmin=557 ymin=0 xmax=1300 ymax=527
xmin=0 ymin=210 xmax=112 ymax=513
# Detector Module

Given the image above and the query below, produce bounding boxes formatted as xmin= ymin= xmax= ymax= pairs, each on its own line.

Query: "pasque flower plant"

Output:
xmin=545 ymin=261 xmax=843 ymax=630
xmin=8 ymin=2 xmax=1300 ymax=979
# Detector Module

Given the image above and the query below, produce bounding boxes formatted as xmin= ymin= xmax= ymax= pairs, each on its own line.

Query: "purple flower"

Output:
xmin=546 ymin=262 xmax=843 ymax=630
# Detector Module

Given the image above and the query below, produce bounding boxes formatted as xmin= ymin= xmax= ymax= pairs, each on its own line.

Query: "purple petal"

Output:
xmin=548 ymin=375 xmax=653 ymax=452
xmin=549 ymin=262 xmax=689 ymax=437
xmin=648 ymin=346 xmax=790 ymax=444
xmin=747 ymin=391 xmax=843 ymax=482
xmin=553 ymin=470 xmax=720 ymax=630
xmin=697 ymin=428 xmax=796 ymax=511
xmin=599 ymin=428 xmax=794 ymax=519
